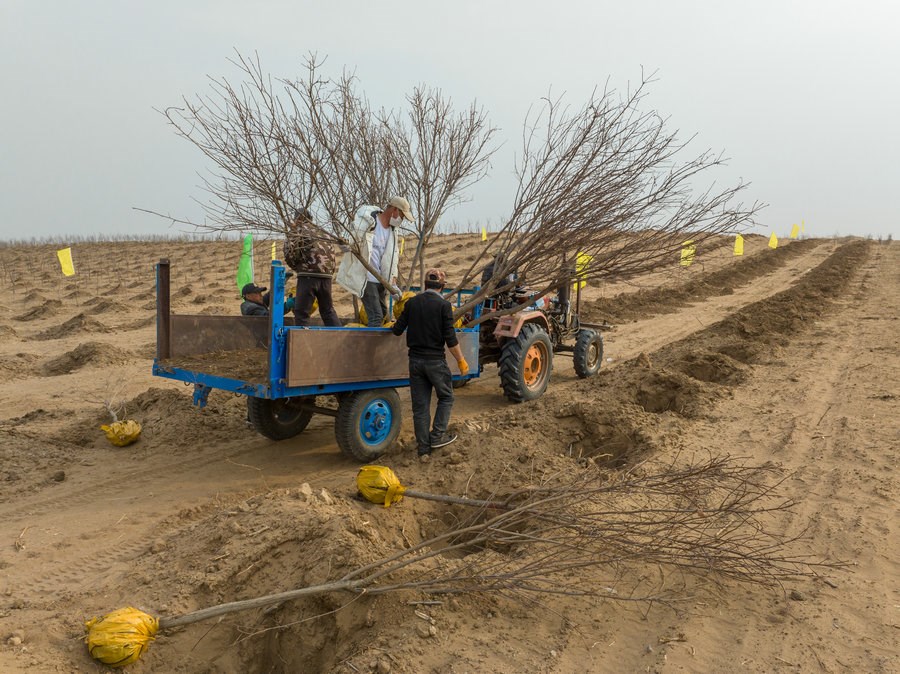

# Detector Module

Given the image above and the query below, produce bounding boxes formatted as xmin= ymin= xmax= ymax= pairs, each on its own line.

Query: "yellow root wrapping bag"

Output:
xmin=357 ymin=465 xmax=406 ymax=507
xmin=392 ymin=291 xmax=416 ymax=319
xmin=85 ymin=607 xmax=158 ymax=667
xmin=100 ymin=420 xmax=142 ymax=447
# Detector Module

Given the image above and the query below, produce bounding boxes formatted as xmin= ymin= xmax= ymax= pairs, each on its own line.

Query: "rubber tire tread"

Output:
xmin=335 ymin=388 xmax=402 ymax=462
xmin=247 ymin=397 xmax=313 ymax=440
xmin=498 ymin=323 xmax=553 ymax=403
xmin=573 ymin=329 xmax=604 ymax=378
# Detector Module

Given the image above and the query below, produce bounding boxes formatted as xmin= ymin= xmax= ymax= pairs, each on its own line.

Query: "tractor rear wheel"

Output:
xmin=499 ymin=323 xmax=553 ymax=403
xmin=247 ymin=397 xmax=314 ymax=440
xmin=335 ymin=388 xmax=402 ymax=462
xmin=573 ymin=329 xmax=604 ymax=378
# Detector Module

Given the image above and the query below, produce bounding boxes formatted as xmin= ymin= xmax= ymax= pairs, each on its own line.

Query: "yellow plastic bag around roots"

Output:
xmin=100 ymin=420 xmax=142 ymax=447
xmin=85 ymin=607 xmax=158 ymax=667
xmin=357 ymin=465 xmax=406 ymax=507
xmin=393 ymin=291 xmax=416 ymax=319
xmin=357 ymin=291 xmax=414 ymax=326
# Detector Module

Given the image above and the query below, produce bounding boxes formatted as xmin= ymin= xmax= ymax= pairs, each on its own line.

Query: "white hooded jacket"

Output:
xmin=335 ymin=206 xmax=400 ymax=298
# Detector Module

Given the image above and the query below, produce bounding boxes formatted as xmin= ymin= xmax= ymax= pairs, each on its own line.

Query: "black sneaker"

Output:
xmin=431 ymin=433 xmax=457 ymax=449
xmin=417 ymin=446 xmax=433 ymax=457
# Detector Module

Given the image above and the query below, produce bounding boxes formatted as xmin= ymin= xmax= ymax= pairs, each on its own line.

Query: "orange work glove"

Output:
xmin=457 ymin=358 xmax=470 ymax=376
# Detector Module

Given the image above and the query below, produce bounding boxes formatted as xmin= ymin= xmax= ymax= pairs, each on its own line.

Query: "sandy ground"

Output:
xmin=0 ymin=234 xmax=896 ymax=673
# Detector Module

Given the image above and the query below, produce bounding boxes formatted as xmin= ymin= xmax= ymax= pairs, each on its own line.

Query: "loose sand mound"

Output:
xmin=84 ymin=298 xmax=131 ymax=315
xmin=197 ymin=305 xmax=229 ymax=315
xmin=60 ymin=386 xmax=256 ymax=451
xmin=15 ymin=299 xmax=62 ymax=321
xmin=30 ymin=312 xmax=110 ymax=340
xmin=123 ymin=490 xmax=410 ymax=672
xmin=0 ymin=352 xmax=40 ymax=379
xmin=0 ymin=324 xmax=19 ymax=339
xmin=41 ymin=341 xmax=133 ymax=376
xmin=117 ymin=315 xmax=155 ymax=330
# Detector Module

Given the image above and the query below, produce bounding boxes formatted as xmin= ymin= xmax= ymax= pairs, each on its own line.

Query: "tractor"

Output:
xmin=469 ymin=268 xmax=605 ymax=402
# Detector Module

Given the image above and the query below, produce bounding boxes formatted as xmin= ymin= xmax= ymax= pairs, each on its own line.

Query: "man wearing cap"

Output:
xmin=284 ymin=208 xmax=341 ymax=326
xmin=392 ymin=268 xmax=470 ymax=456
xmin=240 ymin=283 xmax=269 ymax=316
xmin=335 ymin=196 xmax=414 ymax=327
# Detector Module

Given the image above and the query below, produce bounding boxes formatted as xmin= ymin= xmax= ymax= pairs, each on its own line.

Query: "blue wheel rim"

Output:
xmin=359 ymin=398 xmax=393 ymax=446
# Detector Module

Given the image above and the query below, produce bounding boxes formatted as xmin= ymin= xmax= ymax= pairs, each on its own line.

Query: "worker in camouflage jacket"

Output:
xmin=284 ymin=208 xmax=341 ymax=326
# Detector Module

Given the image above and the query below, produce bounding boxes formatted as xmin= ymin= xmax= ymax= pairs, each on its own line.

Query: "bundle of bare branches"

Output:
xmin=153 ymin=54 xmax=761 ymax=311
xmin=157 ymin=52 xmax=497 ymax=292
xmin=453 ymin=75 xmax=764 ymax=322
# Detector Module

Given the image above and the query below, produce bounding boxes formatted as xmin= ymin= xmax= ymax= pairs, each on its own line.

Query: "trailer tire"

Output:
xmin=452 ymin=378 xmax=469 ymax=389
xmin=499 ymin=323 xmax=553 ymax=403
xmin=247 ymin=397 xmax=313 ymax=440
xmin=573 ymin=329 xmax=604 ymax=378
xmin=335 ymin=388 xmax=402 ymax=462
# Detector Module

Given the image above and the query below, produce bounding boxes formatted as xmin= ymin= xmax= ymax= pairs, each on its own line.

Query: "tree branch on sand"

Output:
xmin=158 ymin=455 xmax=832 ymax=630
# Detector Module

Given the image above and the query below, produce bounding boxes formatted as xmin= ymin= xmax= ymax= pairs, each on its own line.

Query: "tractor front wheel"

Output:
xmin=499 ymin=323 xmax=553 ymax=403
xmin=573 ymin=329 xmax=604 ymax=378
xmin=335 ymin=388 xmax=402 ymax=462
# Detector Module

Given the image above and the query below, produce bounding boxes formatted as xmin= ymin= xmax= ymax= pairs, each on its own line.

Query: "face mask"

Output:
xmin=389 ymin=216 xmax=402 ymax=227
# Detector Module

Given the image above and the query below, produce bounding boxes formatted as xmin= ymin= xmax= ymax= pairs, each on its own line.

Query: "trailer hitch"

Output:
xmin=192 ymin=383 xmax=212 ymax=409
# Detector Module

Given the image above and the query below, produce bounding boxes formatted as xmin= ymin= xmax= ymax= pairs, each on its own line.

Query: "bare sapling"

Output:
xmin=155 ymin=454 xmax=838 ymax=630
xmin=450 ymin=73 xmax=764 ymax=323
xmin=152 ymin=53 xmax=496 ymax=297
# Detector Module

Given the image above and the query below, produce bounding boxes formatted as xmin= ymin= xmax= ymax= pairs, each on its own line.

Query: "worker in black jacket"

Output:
xmin=392 ymin=268 xmax=469 ymax=457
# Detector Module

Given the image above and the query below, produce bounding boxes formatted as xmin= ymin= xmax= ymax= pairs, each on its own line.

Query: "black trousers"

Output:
xmin=293 ymin=276 xmax=341 ymax=326
xmin=408 ymin=357 xmax=454 ymax=453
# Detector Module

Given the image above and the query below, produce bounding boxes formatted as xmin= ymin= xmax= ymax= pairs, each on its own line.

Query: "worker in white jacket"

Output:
xmin=336 ymin=196 xmax=414 ymax=327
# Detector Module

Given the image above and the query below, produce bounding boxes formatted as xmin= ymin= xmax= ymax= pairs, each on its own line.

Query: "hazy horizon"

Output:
xmin=3 ymin=1 xmax=898 ymax=242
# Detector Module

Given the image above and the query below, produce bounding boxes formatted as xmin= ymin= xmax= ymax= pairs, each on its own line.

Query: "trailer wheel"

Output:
xmin=335 ymin=388 xmax=401 ymax=462
xmin=573 ymin=329 xmax=604 ymax=378
xmin=452 ymin=378 xmax=469 ymax=389
xmin=499 ymin=323 xmax=553 ymax=403
xmin=247 ymin=397 xmax=313 ymax=440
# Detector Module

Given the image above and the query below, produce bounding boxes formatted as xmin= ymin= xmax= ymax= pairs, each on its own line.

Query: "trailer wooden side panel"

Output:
xmin=286 ymin=329 xmax=478 ymax=387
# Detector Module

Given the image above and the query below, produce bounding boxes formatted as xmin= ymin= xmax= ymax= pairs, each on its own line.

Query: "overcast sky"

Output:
xmin=2 ymin=0 xmax=898 ymax=241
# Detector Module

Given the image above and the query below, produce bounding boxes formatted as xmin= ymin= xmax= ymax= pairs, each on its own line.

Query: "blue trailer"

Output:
xmin=152 ymin=259 xmax=480 ymax=461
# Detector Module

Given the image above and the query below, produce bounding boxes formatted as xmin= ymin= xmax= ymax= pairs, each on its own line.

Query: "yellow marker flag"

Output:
xmin=572 ymin=251 xmax=592 ymax=291
xmin=481 ymin=227 xmax=487 ymax=242
xmin=399 ymin=237 xmax=405 ymax=255
xmin=271 ymin=241 xmax=277 ymax=260
xmin=734 ymin=234 xmax=744 ymax=256
xmin=56 ymin=247 xmax=75 ymax=276
xmin=790 ymin=224 xmax=799 ymax=239
xmin=680 ymin=240 xmax=696 ymax=267
xmin=768 ymin=233 xmax=778 ymax=249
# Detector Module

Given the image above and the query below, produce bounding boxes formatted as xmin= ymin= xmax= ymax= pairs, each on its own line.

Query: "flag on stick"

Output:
xmin=236 ymin=234 xmax=254 ymax=294
xmin=680 ymin=240 xmax=696 ymax=267
xmin=572 ymin=251 xmax=592 ymax=291
xmin=790 ymin=224 xmax=799 ymax=239
xmin=768 ymin=233 xmax=778 ymax=249
xmin=399 ymin=237 xmax=405 ymax=255
xmin=56 ymin=247 xmax=75 ymax=276
xmin=734 ymin=235 xmax=744 ymax=256
xmin=481 ymin=227 xmax=487 ymax=242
